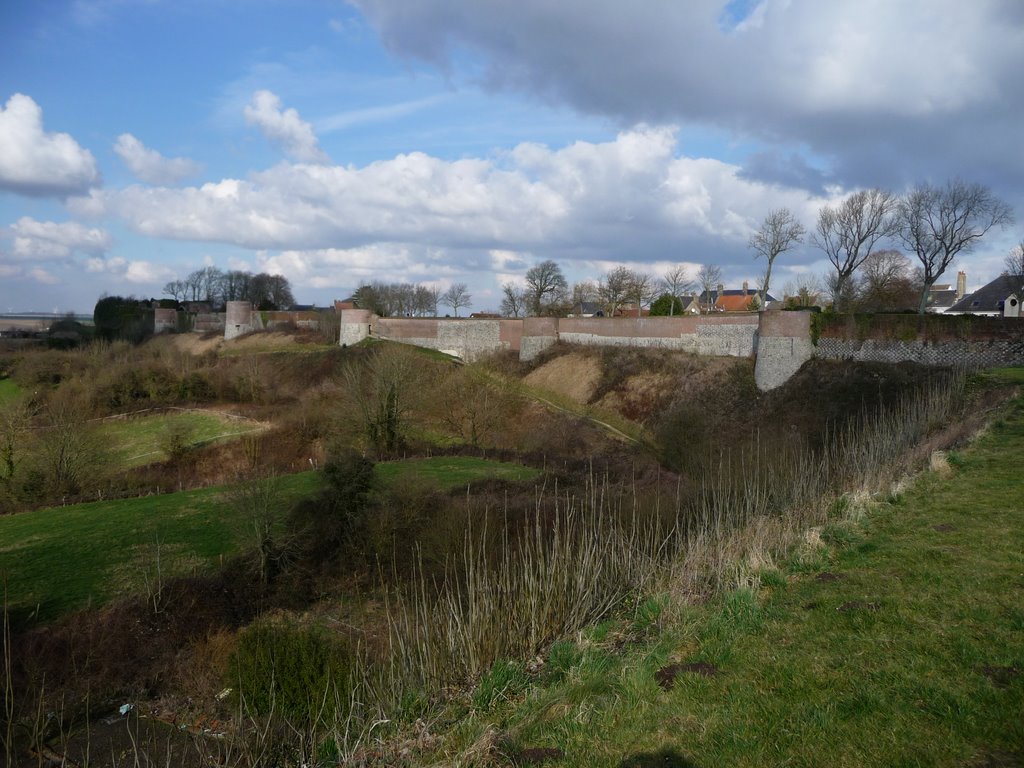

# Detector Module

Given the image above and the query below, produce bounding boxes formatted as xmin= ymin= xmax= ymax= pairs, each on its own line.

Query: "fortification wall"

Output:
xmin=554 ymin=315 xmax=758 ymax=357
xmin=372 ymin=317 xmax=517 ymax=362
xmin=337 ymin=309 xmax=1021 ymax=391
xmin=814 ymin=338 xmax=1024 ymax=368
xmin=754 ymin=311 xmax=814 ymax=391
xmin=193 ymin=312 xmax=225 ymax=333
xmin=153 ymin=308 xmax=178 ymax=334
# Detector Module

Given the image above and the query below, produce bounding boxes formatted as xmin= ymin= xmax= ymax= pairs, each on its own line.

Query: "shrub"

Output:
xmin=228 ymin=620 xmax=354 ymax=725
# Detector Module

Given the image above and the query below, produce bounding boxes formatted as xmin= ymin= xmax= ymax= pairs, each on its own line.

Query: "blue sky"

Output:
xmin=2 ymin=0 xmax=1022 ymax=313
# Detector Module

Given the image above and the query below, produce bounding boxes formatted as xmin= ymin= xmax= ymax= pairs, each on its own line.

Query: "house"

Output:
xmin=698 ymin=282 xmax=775 ymax=312
xmin=925 ymin=271 xmax=968 ymax=314
xmin=947 ymin=274 xmax=1023 ymax=317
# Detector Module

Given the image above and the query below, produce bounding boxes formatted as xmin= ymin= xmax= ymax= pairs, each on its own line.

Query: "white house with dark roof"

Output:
xmin=947 ymin=274 xmax=1023 ymax=317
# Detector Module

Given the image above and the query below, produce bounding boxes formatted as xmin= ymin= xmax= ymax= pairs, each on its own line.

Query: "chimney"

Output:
xmin=742 ymin=280 xmax=749 ymax=296
xmin=956 ymin=271 xmax=967 ymax=301
xmin=716 ymin=283 xmax=724 ymax=296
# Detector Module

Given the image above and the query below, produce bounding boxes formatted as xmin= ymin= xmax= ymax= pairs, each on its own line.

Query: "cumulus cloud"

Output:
xmin=352 ymin=0 xmax=1024 ymax=195
xmin=85 ymin=255 xmax=173 ymax=284
xmin=243 ymin=90 xmax=329 ymax=164
xmin=70 ymin=128 xmax=828 ymax=295
xmin=9 ymin=217 xmax=112 ymax=261
xmin=0 ymin=93 xmax=100 ymax=197
xmin=114 ymin=133 xmax=201 ymax=184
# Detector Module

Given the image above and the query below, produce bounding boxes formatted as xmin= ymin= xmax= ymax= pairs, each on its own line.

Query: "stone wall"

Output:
xmin=753 ymin=311 xmax=814 ymax=391
xmin=372 ymin=317 xmax=520 ymax=362
xmin=815 ymin=338 xmax=1024 ymax=368
xmin=336 ymin=309 xmax=1022 ymax=391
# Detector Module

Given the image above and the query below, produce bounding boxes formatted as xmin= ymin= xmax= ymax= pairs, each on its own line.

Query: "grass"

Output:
xmin=97 ymin=409 xmax=264 ymax=468
xmin=0 ymin=472 xmax=319 ymax=624
xmin=0 ymin=456 xmax=537 ymax=625
xmin=375 ymin=455 xmax=540 ymax=490
xmin=0 ymin=376 xmax=22 ymax=406
xmin=431 ymin=369 xmax=1024 ymax=767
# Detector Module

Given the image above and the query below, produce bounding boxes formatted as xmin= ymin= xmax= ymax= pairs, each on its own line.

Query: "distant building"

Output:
xmin=925 ymin=271 xmax=968 ymax=314
xmin=947 ymin=274 xmax=1023 ymax=317
xmin=698 ymin=282 xmax=775 ymax=312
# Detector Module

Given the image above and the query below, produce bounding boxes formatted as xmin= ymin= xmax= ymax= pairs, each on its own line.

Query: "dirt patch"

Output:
xmin=596 ymin=371 xmax=677 ymax=422
xmin=981 ymin=665 xmax=1021 ymax=688
xmin=932 ymin=523 xmax=956 ymax=533
xmin=524 ymin=352 xmax=602 ymax=404
xmin=837 ymin=600 xmax=881 ymax=612
xmin=815 ymin=571 xmax=845 ymax=582
xmin=655 ymin=662 xmax=719 ymax=689
xmin=514 ymin=746 xmax=565 ymax=764
xmin=146 ymin=332 xmax=223 ymax=356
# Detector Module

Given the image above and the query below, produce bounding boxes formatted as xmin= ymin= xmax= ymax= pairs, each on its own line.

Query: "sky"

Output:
xmin=1 ymin=0 xmax=1022 ymax=314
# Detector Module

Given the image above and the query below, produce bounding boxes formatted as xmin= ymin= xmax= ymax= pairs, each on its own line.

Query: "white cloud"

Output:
xmin=114 ymin=133 xmax=201 ymax=184
xmin=243 ymin=90 xmax=329 ymax=164
xmin=0 ymin=93 xmax=100 ymax=197
xmin=84 ymin=254 xmax=173 ymax=284
xmin=353 ymin=0 xmax=1024 ymax=194
xmin=72 ymin=128 xmax=828 ymax=297
xmin=28 ymin=267 xmax=59 ymax=285
xmin=9 ymin=217 xmax=112 ymax=261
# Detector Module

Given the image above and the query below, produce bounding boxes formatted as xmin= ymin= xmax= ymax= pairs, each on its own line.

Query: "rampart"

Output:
xmin=340 ymin=311 xmax=761 ymax=364
xmin=339 ymin=309 xmax=1023 ymax=392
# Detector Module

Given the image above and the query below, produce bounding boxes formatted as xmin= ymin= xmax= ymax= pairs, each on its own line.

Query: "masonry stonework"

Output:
xmin=336 ymin=309 xmax=1021 ymax=391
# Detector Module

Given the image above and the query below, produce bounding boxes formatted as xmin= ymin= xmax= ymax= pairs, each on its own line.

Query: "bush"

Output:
xmin=228 ymin=620 xmax=354 ymax=725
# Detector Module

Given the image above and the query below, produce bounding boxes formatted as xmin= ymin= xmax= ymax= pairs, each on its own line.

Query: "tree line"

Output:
xmin=163 ymin=267 xmax=296 ymax=311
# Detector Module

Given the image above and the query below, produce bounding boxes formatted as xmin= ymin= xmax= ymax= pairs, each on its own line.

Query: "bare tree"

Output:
xmin=570 ymin=280 xmax=598 ymax=316
xmin=598 ymin=266 xmax=634 ymax=316
xmin=625 ymin=272 xmax=657 ymax=316
xmin=661 ymin=266 xmax=693 ymax=316
xmin=856 ymin=249 xmax=920 ymax=312
xmin=414 ymin=284 xmax=436 ymax=316
xmin=782 ymin=273 xmax=825 ymax=309
xmin=898 ymin=180 xmax=1014 ymax=314
xmin=227 ymin=472 xmax=291 ymax=584
xmin=524 ymin=260 xmax=568 ymax=315
xmin=696 ymin=263 xmax=723 ymax=313
xmin=1005 ymin=239 xmax=1024 ymax=298
xmin=161 ymin=279 xmax=187 ymax=302
xmin=812 ymin=189 xmax=898 ymax=312
xmin=342 ymin=345 xmax=422 ymax=454
xmin=500 ymin=283 xmax=526 ymax=317
xmin=441 ymin=282 xmax=472 ymax=316
xmin=749 ymin=208 xmax=805 ymax=308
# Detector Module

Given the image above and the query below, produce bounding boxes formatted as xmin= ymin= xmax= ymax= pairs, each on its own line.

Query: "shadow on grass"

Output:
xmin=619 ymin=749 xmax=700 ymax=767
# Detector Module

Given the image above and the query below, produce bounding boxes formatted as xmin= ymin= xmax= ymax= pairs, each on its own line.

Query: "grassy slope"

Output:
xmin=0 ymin=376 xmax=22 ymax=405
xmin=98 ymin=410 xmax=264 ymax=468
xmin=439 ymin=372 xmax=1024 ymax=767
xmin=0 ymin=457 xmax=538 ymax=624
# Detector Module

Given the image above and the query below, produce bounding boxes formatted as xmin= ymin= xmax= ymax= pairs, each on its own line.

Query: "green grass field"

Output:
xmin=97 ymin=409 xmax=264 ymax=468
xmin=0 ymin=456 xmax=538 ymax=624
xmin=375 ymin=455 xmax=539 ymax=490
xmin=0 ymin=376 xmax=22 ymax=405
xmin=436 ymin=370 xmax=1024 ymax=767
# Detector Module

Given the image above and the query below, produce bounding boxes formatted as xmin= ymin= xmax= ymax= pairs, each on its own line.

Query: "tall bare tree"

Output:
xmin=813 ymin=189 xmax=898 ymax=312
xmin=696 ymin=263 xmax=722 ymax=313
xmin=598 ymin=266 xmax=634 ymax=316
xmin=524 ymin=260 xmax=568 ymax=315
xmin=856 ymin=249 xmax=920 ymax=312
xmin=661 ymin=266 xmax=693 ymax=316
xmin=441 ymin=283 xmax=472 ymax=316
xmin=749 ymin=208 xmax=805 ymax=308
xmin=625 ymin=271 xmax=657 ymax=316
xmin=500 ymin=283 xmax=526 ymax=317
xmin=898 ymin=180 xmax=1014 ymax=314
